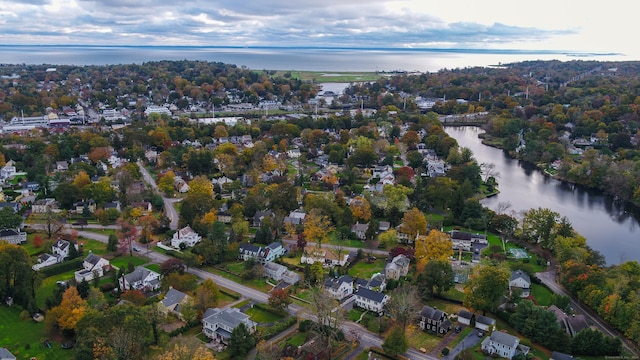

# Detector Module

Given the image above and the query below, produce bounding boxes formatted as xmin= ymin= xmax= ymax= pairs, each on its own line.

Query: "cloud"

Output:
xmin=0 ymin=0 xmax=596 ymax=52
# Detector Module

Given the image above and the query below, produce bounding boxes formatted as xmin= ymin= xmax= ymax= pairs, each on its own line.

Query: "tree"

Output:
xmin=227 ymin=323 xmax=255 ymax=359
xmin=0 ymin=207 xmax=22 ymax=229
xmin=0 ymin=243 xmax=37 ymax=310
xmin=307 ymin=286 xmax=345 ymax=354
xmin=303 ymin=208 xmax=333 ymax=248
xmin=73 ymin=170 xmax=92 ymax=193
xmin=33 ymin=235 xmax=43 ymax=248
xmin=417 ymin=260 xmax=455 ymax=299
xmin=160 ymin=258 xmax=185 ymax=275
xmin=47 ymin=286 xmax=88 ymax=333
xmin=378 ymin=229 xmax=399 ymax=249
xmin=107 ymin=234 xmax=118 ymax=251
xmin=400 ymin=207 xmax=427 ymax=242
xmin=349 ymin=196 xmax=371 ymax=222
xmin=193 ymin=278 xmax=220 ymax=317
xmin=521 ymin=207 xmax=560 ymax=248
xmin=180 ymin=175 xmax=215 ymax=227
xmin=382 ymin=326 xmax=409 ymax=357
xmin=268 ymin=288 xmax=292 ymax=312
xmin=158 ymin=170 xmax=176 ymax=196
xmin=138 ymin=214 xmax=159 ymax=244
xmin=118 ymin=220 xmax=138 ymax=256
xmin=385 ymin=285 xmax=420 ymax=330
xmin=157 ymin=335 xmax=217 ymax=360
xmin=43 ymin=208 xmax=66 ymax=239
xmin=415 ymin=229 xmax=453 ymax=271
xmin=121 ymin=289 xmax=147 ymax=306
xmin=464 ymin=264 xmax=510 ymax=315
xmin=509 ymin=300 xmax=569 ymax=351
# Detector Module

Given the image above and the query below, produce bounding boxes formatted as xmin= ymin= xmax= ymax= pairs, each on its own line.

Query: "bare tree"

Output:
xmin=43 ymin=208 xmax=66 ymax=239
xmin=495 ymin=201 xmax=512 ymax=215
xmin=385 ymin=284 xmax=421 ymax=330
xmin=307 ymin=286 xmax=346 ymax=355
xmin=480 ymin=162 xmax=500 ymax=183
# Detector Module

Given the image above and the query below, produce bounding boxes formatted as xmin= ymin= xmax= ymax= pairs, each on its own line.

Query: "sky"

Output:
xmin=0 ymin=0 xmax=636 ymax=58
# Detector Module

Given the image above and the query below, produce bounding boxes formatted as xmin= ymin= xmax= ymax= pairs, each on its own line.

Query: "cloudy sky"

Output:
xmin=0 ymin=0 xmax=635 ymax=57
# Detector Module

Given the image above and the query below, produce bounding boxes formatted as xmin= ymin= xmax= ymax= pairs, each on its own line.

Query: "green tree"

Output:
xmin=0 ymin=207 xmax=22 ymax=229
xmin=227 ymin=323 xmax=255 ymax=359
xmin=382 ymin=326 xmax=409 ymax=357
xmin=521 ymin=207 xmax=560 ymax=248
xmin=417 ymin=260 xmax=455 ymax=299
xmin=464 ymin=264 xmax=510 ymax=315
xmin=107 ymin=234 xmax=118 ymax=252
xmin=0 ymin=243 xmax=37 ymax=311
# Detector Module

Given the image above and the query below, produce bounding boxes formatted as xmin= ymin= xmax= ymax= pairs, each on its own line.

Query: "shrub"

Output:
xmin=442 ymin=348 xmax=450 ymax=356
xmin=299 ymin=319 xmax=313 ymax=332
xmin=100 ymin=283 xmax=116 ymax=292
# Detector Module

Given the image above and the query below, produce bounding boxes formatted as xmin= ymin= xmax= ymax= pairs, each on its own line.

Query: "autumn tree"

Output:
xmin=157 ymin=335 xmax=217 ymax=360
xmin=349 ymin=196 xmax=371 ymax=222
xmin=180 ymin=175 xmax=215 ymax=227
xmin=400 ymin=207 xmax=427 ymax=241
xmin=307 ymin=286 xmax=345 ymax=355
xmin=121 ymin=289 xmax=147 ymax=306
xmin=138 ymin=214 xmax=159 ymax=244
xmin=268 ymin=288 xmax=292 ymax=312
xmin=43 ymin=208 xmax=66 ymax=239
xmin=520 ymin=207 xmax=560 ymax=248
xmin=193 ymin=279 xmax=220 ymax=317
xmin=73 ymin=170 xmax=92 ymax=193
xmin=414 ymin=229 xmax=453 ymax=271
xmin=303 ymin=208 xmax=334 ymax=248
xmin=47 ymin=286 xmax=88 ymax=334
xmin=118 ymin=220 xmax=138 ymax=256
xmin=378 ymin=229 xmax=400 ymax=249
xmin=158 ymin=170 xmax=176 ymax=196
xmin=464 ymin=264 xmax=510 ymax=315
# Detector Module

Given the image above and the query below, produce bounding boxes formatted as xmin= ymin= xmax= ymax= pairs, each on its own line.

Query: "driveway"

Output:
xmin=443 ymin=328 xmax=484 ymax=360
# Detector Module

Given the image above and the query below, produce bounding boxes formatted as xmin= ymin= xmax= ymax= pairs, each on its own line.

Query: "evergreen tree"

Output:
xmin=227 ymin=323 xmax=255 ymax=359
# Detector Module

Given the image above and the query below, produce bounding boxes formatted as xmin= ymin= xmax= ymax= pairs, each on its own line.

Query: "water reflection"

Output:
xmin=445 ymin=126 xmax=640 ymax=264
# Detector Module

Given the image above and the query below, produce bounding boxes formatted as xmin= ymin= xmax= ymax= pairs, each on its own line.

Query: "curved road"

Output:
xmin=137 ymin=160 xmax=179 ymax=230
xmin=537 ymin=268 xmax=638 ymax=356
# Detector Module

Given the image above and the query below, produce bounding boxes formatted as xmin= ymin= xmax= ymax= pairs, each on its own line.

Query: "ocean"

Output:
xmin=0 ymin=45 xmax=629 ymax=72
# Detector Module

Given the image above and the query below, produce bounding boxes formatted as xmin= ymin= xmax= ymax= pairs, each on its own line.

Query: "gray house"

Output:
xmin=202 ymin=308 xmax=257 ymax=343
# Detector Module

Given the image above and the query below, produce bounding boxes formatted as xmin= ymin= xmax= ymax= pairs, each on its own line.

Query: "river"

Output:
xmin=445 ymin=126 xmax=640 ymax=265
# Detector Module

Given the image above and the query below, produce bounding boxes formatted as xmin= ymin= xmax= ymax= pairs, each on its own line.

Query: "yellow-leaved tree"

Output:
xmin=303 ymin=208 xmax=334 ymax=248
xmin=350 ymin=196 xmax=371 ymax=222
xmin=400 ymin=207 xmax=427 ymax=241
xmin=415 ymin=229 xmax=453 ymax=271
xmin=47 ymin=286 xmax=88 ymax=332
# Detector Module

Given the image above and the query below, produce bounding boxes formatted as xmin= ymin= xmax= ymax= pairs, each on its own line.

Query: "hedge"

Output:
xmin=257 ymin=316 xmax=297 ymax=341
xmin=219 ymin=288 xmax=241 ymax=300
xmin=39 ymin=258 xmax=84 ymax=277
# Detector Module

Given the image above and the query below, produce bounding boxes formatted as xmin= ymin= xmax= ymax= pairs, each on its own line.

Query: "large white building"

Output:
xmin=144 ymin=105 xmax=172 ymax=117
xmin=171 ymin=226 xmax=202 ymax=249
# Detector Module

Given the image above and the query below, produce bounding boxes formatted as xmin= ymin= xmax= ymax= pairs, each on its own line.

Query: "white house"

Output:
xmin=31 ymin=198 xmax=57 ymax=214
xmin=351 ymin=222 xmax=369 ymax=240
xmin=0 ymin=228 xmax=27 ymax=244
xmin=32 ymin=253 xmax=60 ymax=271
xmin=262 ymin=261 xmax=301 ymax=285
xmin=458 ymin=310 xmax=475 ymax=326
xmin=119 ymin=266 xmax=161 ymax=292
xmin=384 ymin=254 xmax=410 ymax=280
xmin=509 ymin=270 xmax=531 ymax=297
xmin=75 ymin=253 xmax=110 ymax=282
xmin=238 ymin=242 xmax=286 ymax=264
xmin=354 ymin=287 xmax=389 ymax=315
xmin=52 ymin=239 xmax=77 ymax=261
xmin=301 ymin=246 xmax=349 ymax=267
xmin=324 ymin=275 xmax=354 ymax=301
xmin=481 ymin=331 xmax=529 ymax=360
xmin=171 ymin=226 xmax=202 ymax=249
xmin=0 ymin=165 xmax=16 ymax=180
xmin=0 ymin=347 xmax=16 ymax=360
xmin=476 ymin=315 xmax=496 ymax=332
xmin=202 ymin=307 xmax=257 ymax=343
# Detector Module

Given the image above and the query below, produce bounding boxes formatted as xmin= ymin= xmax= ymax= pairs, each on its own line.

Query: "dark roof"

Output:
xmin=239 ymin=243 xmax=262 ymax=254
xmin=489 ymin=331 xmax=519 ymax=348
xmin=325 ymin=275 xmax=353 ymax=290
xmin=458 ymin=309 xmax=474 ymax=319
xmin=565 ymin=315 xmax=590 ymax=336
xmin=161 ymin=288 xmax=187 ymax=308
xmin=551 ymin=352 xmax=574 ymax=360
xmin=355 ymin=287 xmax=386 ymax=303
xmin=476 ymin=315 xmax=496 ymax=326
xmin=511 ymin=270 xmax=531 ymax=283
xmin=419 ymin=305 xmax=445 ymax=321
xmin=85 ymin=253 xmax=103 ymax=266
xmin=0 ymin=229 xmax=19 ymax=237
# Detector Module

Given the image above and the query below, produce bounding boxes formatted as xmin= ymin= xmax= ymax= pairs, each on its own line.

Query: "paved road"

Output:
xmin=537 ymin=268 xmax=638 ymax=356
xmin=137 ymin=160 xmax=179 ymax=230
xmin=443 ymin=328 xmax=484 ymax=360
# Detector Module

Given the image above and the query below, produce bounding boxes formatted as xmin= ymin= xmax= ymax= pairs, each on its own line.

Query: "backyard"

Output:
xmin=0 ymin=306 xmax=70 ymax=360
xmin=347 ymin=258 xmax=386 ymax=279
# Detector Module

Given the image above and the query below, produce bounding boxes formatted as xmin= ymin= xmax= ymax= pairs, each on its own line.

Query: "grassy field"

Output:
xmin=36 ymin=271 xmax=77 ymax=309
xmin=530 ymin=283 xmax=553 ymax=306
xmin=205 ymin=266 xmax=274 ymax=293
xmin=405 ymin=325 xmax=443 ymax=353
xmin=0 ymin=306 xmax=70 ymax=360
xmin=145 ymin=263 xmax=161 ymax=273
xmin=244 ymin=306 xmax=286 ymax=323
xmin=110 ymin=255 xmax=148 ymax=270
xmin=348 ymin=258 xmax=386 ymax=279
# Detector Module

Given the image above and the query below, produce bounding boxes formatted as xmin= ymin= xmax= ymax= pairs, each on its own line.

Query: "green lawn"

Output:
xmin=348 ymin=258 xmax=386 ymax=279
xmin=76 ymin=238 xmax=109 ymax=256
xmin=82 ymin=228 xmax=117 ymax=237
xmin=110 ymin=255 xmax=148 ymax=270
xmin=406 ymin=326 xmax=442 ymax=353
xmin=244 ymin=306 xmax=285 ymax=323
xmin=204 ymin=267 xmax=273 ymax=293
xmin=145 ymin=263 xmax=161 ymax=273
xmin=285 ymin=332 xmax=307 ymax=347
xmin=223 ymin=261 xmax=245 ymax=274
xmin=36 ymin=271 xmax=77 ymax=309
xmin=530 ymin=283 xmax=553 ymax=306
xmin=0 ymin=306 xmax=70 ymax=360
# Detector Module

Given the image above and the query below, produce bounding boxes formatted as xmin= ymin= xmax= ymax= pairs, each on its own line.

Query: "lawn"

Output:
xmin=205 ymin=266 xmax=274 ymax=293
xmin=36 ymin=271 xmax=77 ymax=309
xmin=0 ymin=306 xmax=70 ymax=360
xmin=110 ymin=255 xmax=148 ymax=270
xmin=244 ymin=306 xmax=286 ymax=323
xmin=83 ymin=228 xmax=117 ymax=237
xmin=76 ymin=238 xmax=109 ymax=256
xmin=223 ymin=261 xmax=246 ymax=274
xmin=145 ymin=263 xmax=161 ymax=273
xmin=405 ymin=325 xmax=442 ymax=353
xmin=348 ymin=258 xmax=386 ymax=279
xmin=530 ymin=283 xmax=553 ymax=306
xmin=285 ymin=332 xmax=307 ymax=347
